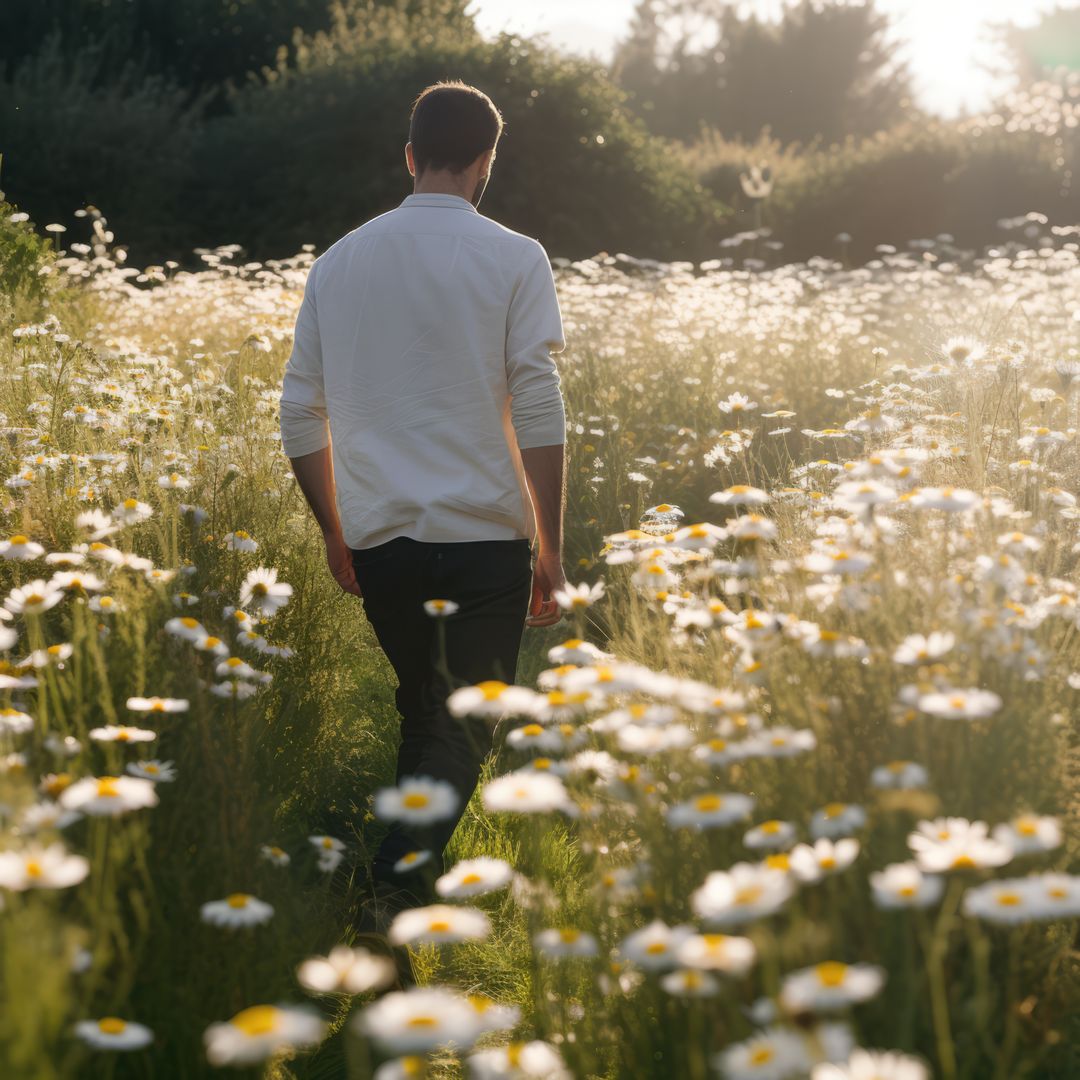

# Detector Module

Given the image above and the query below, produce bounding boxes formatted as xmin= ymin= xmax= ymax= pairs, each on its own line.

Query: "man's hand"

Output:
xmin=324 ymin=529 xmax=362 ymax=597
xmin=527 ymin=550 xmax=565 ymax=627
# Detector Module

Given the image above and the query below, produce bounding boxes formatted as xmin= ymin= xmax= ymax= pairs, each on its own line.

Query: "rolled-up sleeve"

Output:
xmin=505 ymin=240 xmax=566 ymax=449
xmin=279 ymin=258 xmax=329 ymax=457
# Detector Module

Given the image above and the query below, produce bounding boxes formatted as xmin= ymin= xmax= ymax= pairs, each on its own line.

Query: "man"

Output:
xmin=278 ymin=81 xmax=568 ymax=942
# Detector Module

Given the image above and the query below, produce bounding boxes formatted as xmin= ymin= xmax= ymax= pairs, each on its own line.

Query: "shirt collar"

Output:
xmin=399 ymin=192 xmax=479 ymax=214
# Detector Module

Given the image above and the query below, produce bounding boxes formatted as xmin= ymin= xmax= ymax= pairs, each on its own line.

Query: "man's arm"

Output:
xmin=506 ymin=241 xmax=568 ymax=627
xmin=521 ymin=443 xmax=566 ymax=627
xmin=286 ymin=447 xmax=360 ymax=597
xmin=280 ymin=259 xmax=360 ymax=597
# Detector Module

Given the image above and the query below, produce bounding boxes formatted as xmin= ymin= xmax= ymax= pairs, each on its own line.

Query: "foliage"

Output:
xmin=190 ymin=0 xmax=725 ymax=263
xmin=612 ymin=0 xmax=916 ymax=145
xmin=1 ymin=199 xmax=1079 ymax=1076
xmin=0 ymin=39 xmax=202 ymax=258
xmin=673 ymin=108 xmax=1080 ymax=264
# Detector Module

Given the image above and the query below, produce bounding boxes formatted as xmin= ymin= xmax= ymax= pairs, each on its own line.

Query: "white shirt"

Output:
xmin=279 ymin=192 xmax=567 ymax=550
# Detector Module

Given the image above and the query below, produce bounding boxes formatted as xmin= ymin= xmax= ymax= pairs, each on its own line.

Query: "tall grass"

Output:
xmin=0 ymin=204 xmax=1077 ymax=1078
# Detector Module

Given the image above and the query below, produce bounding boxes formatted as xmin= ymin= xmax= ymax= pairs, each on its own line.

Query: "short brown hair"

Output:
xmin=408 ymin=80 xmax=504 ymax=175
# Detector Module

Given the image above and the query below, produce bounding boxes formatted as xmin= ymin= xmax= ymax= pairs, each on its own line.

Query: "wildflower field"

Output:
xmin=1 ymin=203 xmax=1079 ymax=1080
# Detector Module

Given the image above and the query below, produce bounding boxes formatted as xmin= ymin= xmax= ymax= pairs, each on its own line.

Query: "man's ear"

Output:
xmin=405 ymin=142 xmax=415 ymax=177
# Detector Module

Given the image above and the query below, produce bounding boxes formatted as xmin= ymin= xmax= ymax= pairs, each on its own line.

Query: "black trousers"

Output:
xmin=350 ymin=535 xmax=533 ymax=895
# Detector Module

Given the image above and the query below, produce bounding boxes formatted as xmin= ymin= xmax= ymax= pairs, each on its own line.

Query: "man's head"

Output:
xmin=406 ymin=81 xmax=504 ymax=206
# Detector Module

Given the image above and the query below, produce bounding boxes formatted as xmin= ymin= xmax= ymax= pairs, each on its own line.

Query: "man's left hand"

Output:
xmin=324 ymin=529 xmax=362 ymax=597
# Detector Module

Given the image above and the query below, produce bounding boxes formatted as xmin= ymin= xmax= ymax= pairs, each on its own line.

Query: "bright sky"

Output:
xmin=467 ymin=0 xmax=1077 ymax=117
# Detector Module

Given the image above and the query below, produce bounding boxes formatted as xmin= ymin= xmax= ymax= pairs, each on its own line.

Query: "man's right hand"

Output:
xmin=324 ymin=529 xmax=362 ymax=597
xmin=527 ymin=550 xmax=565 ymax=627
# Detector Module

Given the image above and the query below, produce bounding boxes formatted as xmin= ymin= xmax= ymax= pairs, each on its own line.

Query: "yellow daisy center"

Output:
xmin=98 ymin=1017 xmax=127 ymax=1035
xmin=231 ymin=1006 xmax=279 ymax=1036
xmin=816 ymin=961 xmax=848 ymax=987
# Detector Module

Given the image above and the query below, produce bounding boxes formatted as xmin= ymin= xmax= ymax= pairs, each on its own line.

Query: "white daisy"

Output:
xmin=435 ymin=856 xmax=514 ymax=899
xmin=204 ymin=1005 xmax=324 ymax=1067
xmin=74 ymin=1017 xmax=154 ymax=1051
xmin=297 ymin=944 xmax=396 ymax=995
xmin=0 ymin=843 xmax=89 ymax=890
xmin=388 ymin=904 xmax=491 ymax=947
xmin=200 ymin=893 xmax=275 ymax=928
xmin=59 ymin=775 xmax=159 ymax=816
xmin=374 ymin=776 xmax=459 ymax=825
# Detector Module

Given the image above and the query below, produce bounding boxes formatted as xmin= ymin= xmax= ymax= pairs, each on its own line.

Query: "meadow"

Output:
xmin=0 ymin=203 xmax=1078 ymax=1079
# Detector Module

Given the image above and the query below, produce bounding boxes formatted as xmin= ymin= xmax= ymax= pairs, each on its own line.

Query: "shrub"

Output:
xmin=677 ymin=111 xmax=1080 ymax=263
xmin=191 ymin=0 xmax=726 ymax=261
xmin=0 ymin=38 xmax=201 ymax=260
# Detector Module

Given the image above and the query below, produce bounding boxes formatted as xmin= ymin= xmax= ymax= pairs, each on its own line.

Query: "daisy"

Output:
xmin=297 ymin=944 xmax=396 ymax=995
xmin=719 ymin=392 xmax=758 ymax=414
xmin=308 ymin=835 xmax=346 ymax=857
xmin=388 ymin=904 xmax=491 ymax=947
xmin=692 ymin=862 xmax=793 ymax=927
xmin=992 ymin=813 xmax=1062 ymax=855
xmin=157 ymin=472 xmax=192 ymax=491
xmin=222 ymin=530 xmax=257 ymax=552
xmin=748 ymin=726 xmax=817 ymax=758
xmin=534 ymin=927 xmax=600 ymax=959
xmin=164 ymin=617 xmax=206 ymax=642
xmin=666 ymin=792 xmax=755 ymax=829
xmin=911 ymin=486 xmax=980 ymax=513
xmin=110 ymin=498 xmax=154 ymax=527
xmin=50 ymin=570 xmax=106 ymax=593
xmin=60 ymin=775 xmax=159 ymax=816
xmin=908 ymin=818 xmax=1012 ymax=872
xmin=446 ymin=680 xmax=542 ymax=719
xmin=713 ymin=1026 xmax=811 ymax=1080
xmin=918 ymin=688 xmax=1002 ymax=720
xmin=482 ymin=770 xmax=571 ymax=814
xmin=374 ymin=776 xmax=459 ymax=824
xmin=394 ymin=850 xmax=432 ymax=874
xmin=4 ymin=580 xmax=64 ymax=616
xmin=468 ymin=1041 xmax=571 ymax=1080
xmin=745 ymin=820 xmax=797 ymax=851
xmin=126 ymin=760 xmax=177 ymax=782
xmin=200 ymin=893 xmax=275 ymax=928
xmin=0 ymin=707 xmax=34 ymax=735
xmin=810 ymin=803 xmax=867 ymax=839
xmin=779 ymin=962 xmax=885 ymax=1014
xmin=546 ymin=638 xmax=613 ymax=666
xmin=1021 ymin=874 xmax=1080 ymax=919
xmin=423 ymin=598 xmax=459 ymax=617
xmin=675 ymin=932 xmax=756 ymax=975
xmin=74 ymin=1018 xmax=153 ymax=1051
xmin=216 ymin=656 xmax=260 ymax=679
xmin=89 ymin=725 xmax=156 ymax=744
xmin=204 ymin=1005 xmax=324 ymax=1067
xmin=0 ymin=534 xmax=45 ymax=560
xmin=194 ymin=635 xmax=230 ymax=657
xmin=125 ymin=696 xmax=189 ymax=715
xmin=435 ymin=856 xmax=514 ymax=899
xmin=259 ymin=844 xmax=290 ymax=867
xmin=0 ymin=843 xmax=89 ymax=890
xmin=892 ymin=632 xmax=955 ymax=664
xmin=870 ymin=863 xmax=944 ymax=909
xmin=75 ymin=509 xmax=118 ymax=540
xmin=660 ymin=968 xmax=720 ymax=997
xmin=240 ymin=568 xmax=292 ymax=616
xmin=553 ymin=581 xmax=605 ymax=610
xmin=709 ymin=485 xmax=771 ymax=507
xmin=617 ymin=919 xmax=695 ymax=972
xmin=352 ymin=986 xmax=484 ymax=1055
xmin=789 ymin=839 xmax=860 ymax=882
xmin=812 ymin=1048 xmax=929 ymax=1080
xmin=870 ymin=762 xmax=928 ymax=790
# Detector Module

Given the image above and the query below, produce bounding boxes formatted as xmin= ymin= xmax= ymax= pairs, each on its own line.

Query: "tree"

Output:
xmin=611 ymin=0 xmax=916 ymax=146
xmin=993 ymin=4 xmax=1080 ymax=87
